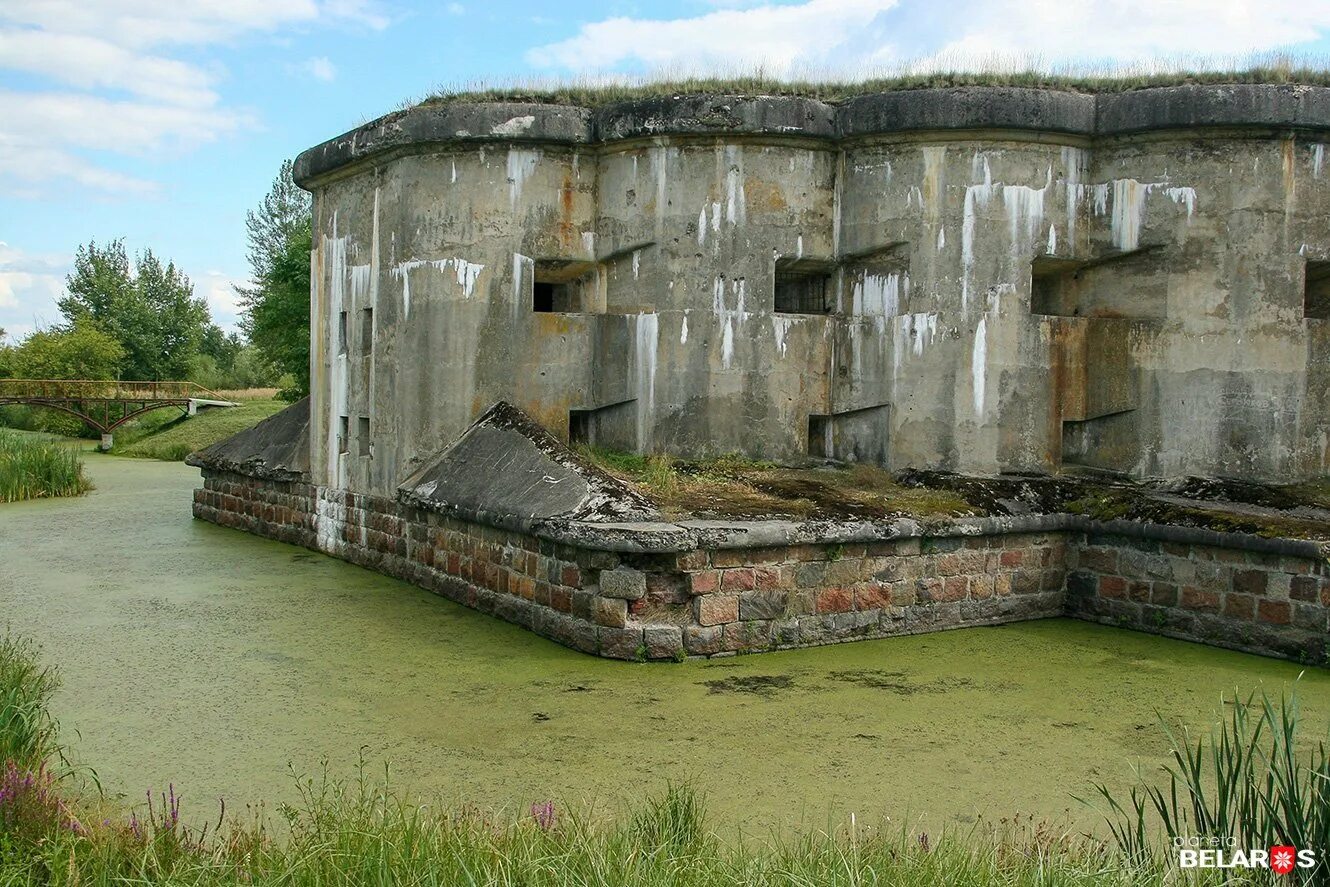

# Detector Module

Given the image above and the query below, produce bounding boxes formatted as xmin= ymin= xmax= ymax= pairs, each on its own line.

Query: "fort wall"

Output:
xmin=295 ymin=86 xmax=1330 ymax=492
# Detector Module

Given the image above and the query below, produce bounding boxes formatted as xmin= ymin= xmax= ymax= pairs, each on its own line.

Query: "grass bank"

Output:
xmin=0 ymin=430 xmax=91 ymax=503
xmin=3 ymin=631 xmax=1326 ymax=885
xmin=112 ymin=398 xmax=286 ymax=461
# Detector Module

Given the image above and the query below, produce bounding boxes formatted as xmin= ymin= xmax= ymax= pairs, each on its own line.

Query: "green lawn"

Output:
xmin=113 ymin=399 xmax=286 ymax=461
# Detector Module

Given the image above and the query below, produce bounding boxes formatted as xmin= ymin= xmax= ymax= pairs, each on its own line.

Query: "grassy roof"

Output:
xmin=417 ymin=61 xmax=1330 ymax=109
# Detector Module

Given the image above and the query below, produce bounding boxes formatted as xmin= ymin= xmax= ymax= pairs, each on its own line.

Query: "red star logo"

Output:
xmin=1270 ymin=846 xmax=1297 ymax=875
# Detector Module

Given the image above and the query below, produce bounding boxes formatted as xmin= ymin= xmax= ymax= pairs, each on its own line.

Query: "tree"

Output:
xmin=59 ymin=240 xmax=212 ymax=380
xmin=7 ymin=322 xmax=125 ymax=380
xmin=238 ymin=160 xmax=312 ymax=400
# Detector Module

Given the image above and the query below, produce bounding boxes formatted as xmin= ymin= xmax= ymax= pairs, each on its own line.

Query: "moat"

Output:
xmin=2 ymin=454 xmax=1327 ymax=832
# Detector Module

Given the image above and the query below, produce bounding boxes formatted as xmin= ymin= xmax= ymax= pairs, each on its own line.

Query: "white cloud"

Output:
xmin=0 ymin=242 xmax=69 ymax=336
xmin=303 ymin=56 xmax=338 ymax=82
xmin=447 ymin=3 xmax=465 ymax=15
xmin=0 ymin=0 xmax=386 ymax=197
xmin=198 ymin=270 xmax=251 ymax=332
xmin=527 ymin=0 xmax=1330 ymax=75
xmin=528 ymin=0 xmax=894 ymax=73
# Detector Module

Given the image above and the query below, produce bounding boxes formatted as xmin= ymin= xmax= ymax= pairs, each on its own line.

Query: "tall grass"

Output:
xmin=1094 ymin=690 xmax=1329 ymax=883
xmin=0 ymin=430 xmax=91 ymax=502
xmin=418 ymin=53 xmax=1330 ymax=108
xmin=0 ymin=633 xmax=63 ymax=768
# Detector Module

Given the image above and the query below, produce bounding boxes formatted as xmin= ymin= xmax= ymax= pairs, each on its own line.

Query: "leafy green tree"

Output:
xmin=59 ymin=240 xmax=211 ymax=380
xmin=7 ymin=323 xmax=125 ymax=380
xmin=238 ymin=160 xmax=312 ymax=400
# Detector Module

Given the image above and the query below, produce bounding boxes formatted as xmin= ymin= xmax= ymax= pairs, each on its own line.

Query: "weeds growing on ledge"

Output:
xmin=0 ymin=430 xmax=91 ymax=503
xmin=575 ymin=445 xmax=975 ymax=521
xmin=416 ymin=54 xmax=1330 ymax=109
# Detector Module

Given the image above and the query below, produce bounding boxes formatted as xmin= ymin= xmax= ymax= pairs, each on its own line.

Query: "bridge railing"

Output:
xmin=0 ymin=379 xmax=223 ymax=401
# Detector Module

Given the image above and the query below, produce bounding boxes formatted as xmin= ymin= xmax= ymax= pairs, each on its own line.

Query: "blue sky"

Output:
xmin=3 ymin=0 xmax=1330 ymax=339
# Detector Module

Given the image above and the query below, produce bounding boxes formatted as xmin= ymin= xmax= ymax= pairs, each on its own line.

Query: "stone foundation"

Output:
xmin=194 ymin=470 xmax=1329 ymax=665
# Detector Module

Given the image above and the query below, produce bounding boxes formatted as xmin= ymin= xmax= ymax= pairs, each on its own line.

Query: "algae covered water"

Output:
xmin=1 ymin=455 xmax=1327 ymax=833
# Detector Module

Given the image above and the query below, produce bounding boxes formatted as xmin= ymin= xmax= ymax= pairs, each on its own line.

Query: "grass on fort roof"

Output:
xmin=577 ymin=446 xmax=975 ymax=521
xmin=417 ymin=54 xmax=1330 ymax=109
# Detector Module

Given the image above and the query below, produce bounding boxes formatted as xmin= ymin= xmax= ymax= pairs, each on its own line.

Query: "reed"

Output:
xmin=0 ymin=430 xmax=91 ymax=503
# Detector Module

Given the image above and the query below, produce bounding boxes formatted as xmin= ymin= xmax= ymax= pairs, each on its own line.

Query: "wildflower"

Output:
xmin=531 ymin=800 xmax=556 ymax=830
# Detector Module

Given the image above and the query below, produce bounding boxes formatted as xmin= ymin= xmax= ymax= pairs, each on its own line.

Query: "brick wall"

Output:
xmin=1065 ymin=531 xmax=1329 ymax=663
xmin=194 ymin=470 xmax=1066 ymax=659
xmin=194 ymin=470 xmax=1328 ymax=664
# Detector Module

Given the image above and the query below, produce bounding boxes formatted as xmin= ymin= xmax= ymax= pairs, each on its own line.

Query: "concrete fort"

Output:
xmin=294 ymin=84 xmax=1330 ymax=488
xmin=189 ymin=84 xmax=1330 ymax=662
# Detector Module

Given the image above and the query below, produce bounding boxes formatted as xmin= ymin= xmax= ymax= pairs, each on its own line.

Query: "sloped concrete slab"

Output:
xmin=398 ymin=401 xmax=659 ymax=523
xmin=186 ymin=397 xmax=310 ymax=482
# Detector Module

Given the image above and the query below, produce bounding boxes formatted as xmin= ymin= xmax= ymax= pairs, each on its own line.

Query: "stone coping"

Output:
xmin=295 ymin=85 xmax=1330 ymax=185
xmin=397 ymin=487 xmax=1329 ymax=559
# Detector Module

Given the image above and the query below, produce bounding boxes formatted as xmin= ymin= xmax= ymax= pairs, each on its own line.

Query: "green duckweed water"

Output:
xmin=1 ymin=455 xmax=1327 ymax=834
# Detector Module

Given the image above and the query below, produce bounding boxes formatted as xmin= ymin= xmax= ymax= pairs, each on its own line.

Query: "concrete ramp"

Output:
xmin=186 ymin=397 xmax=310 ymax=482
xmin=398 ymin=402 xmax=659 ymax=523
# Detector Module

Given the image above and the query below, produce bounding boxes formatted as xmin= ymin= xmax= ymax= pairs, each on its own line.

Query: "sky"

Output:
xmin=3 ymin=0 xmax=1330 ymax=340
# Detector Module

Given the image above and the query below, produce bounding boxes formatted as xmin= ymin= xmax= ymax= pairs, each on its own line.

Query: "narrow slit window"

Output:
xmin=807 ymin=415 xmax=831 ymax=458
xmin=568 ymin=410 xmax=591 ymax=446
xmin=357 ymin=417 xmax=371 ymax=457
xmin=532 ymin=259 xmax=588 ymax=313
xmin=337 ymin=310 xmax=348 ymax=354
xmin=338 ymin=416 xmax=349 ymax=454
xmin=1305 ymin=260 xmax=1330 ymax=319
xmin=361 ymin=308 xmax=373 ymax=352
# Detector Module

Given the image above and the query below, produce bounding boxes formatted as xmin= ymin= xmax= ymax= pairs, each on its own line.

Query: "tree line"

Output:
xmin=0 ymin=161 xmax=312 ymax=406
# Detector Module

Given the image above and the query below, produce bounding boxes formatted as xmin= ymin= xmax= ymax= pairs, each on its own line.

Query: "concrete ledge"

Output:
xmin=293 ymin=102 xmax=593 ymax=184
xmin=838 ymin=87 xmax=1096 ymax=138
xmin=294 ymin=85 xmax=1330 ymax=186
xmin=593 ymin=94 xmax=837 ymax=142
xmin=1096 ymin=84 xmax=1330 ymax=135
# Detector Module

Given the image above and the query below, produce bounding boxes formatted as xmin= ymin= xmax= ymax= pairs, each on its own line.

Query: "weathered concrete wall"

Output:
xmin=193 ymin=466 xmax=1329 ymax=665
xmin=297 ymin=86 xmax=1330 ymax=491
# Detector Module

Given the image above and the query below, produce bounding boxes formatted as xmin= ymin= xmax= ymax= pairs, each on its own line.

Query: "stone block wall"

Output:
xmin=195 ymin=470 xmax=1328 ymax=664
xmin=194 ymin=470 xmax=1065 ymax=659
xmin=1065 ymin=531 xmax=1330 ymax=663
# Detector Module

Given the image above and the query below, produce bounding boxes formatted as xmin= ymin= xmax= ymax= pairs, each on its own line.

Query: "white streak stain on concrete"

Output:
xmin=635 ymin=312 xmax=658 ymax=449
xmin=972 ymin=315 xmax=988 ymax=416
xmin=491 ymin=115 xmax=535 ymax=136
xmin=506 ymin=149 xmax=540 ymax=209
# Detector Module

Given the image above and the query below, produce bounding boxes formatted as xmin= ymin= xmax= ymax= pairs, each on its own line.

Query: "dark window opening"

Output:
xmin=533 ymin=281 xmax=568 ymax=312
xmin=1029 ymin=258 xmax=1079 ymax=316
xmin=775 ymin=259 xmax=833 ymax=314
xmin=807 ymin=415 xmax=830 ymax=458
xmin=532 ymin=259 xmax=589 ymax=312
xmin=568 ymin=410 xmax=592 ymax=446
xmin=1305 ymin=260 xmax=1330 ymax=319
xmin=338 ymin=416 xmax=349 ymax=454
xmin=776 ymin=272 xmax=830 ymax=314
xmin=357 ymin=417 xmax=371 ymax=457
xmin=361 ymin=308 xmax=373 ymax=352
xmin=337 ymin=311 xmax=348 ymax=354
